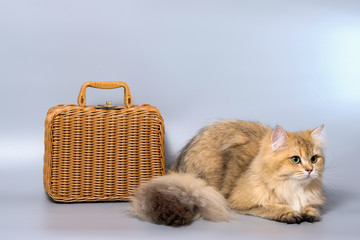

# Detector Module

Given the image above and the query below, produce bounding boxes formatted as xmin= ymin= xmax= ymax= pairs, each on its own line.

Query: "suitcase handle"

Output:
xmin=77 ymin=81 xmax=133 ymax=108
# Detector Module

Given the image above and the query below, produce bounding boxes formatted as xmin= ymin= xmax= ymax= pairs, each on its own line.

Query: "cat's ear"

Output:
xmin=271 ymin=126 xmax=288 ymax=151
xmin=311 ymin=125 xmax=326 ymax=147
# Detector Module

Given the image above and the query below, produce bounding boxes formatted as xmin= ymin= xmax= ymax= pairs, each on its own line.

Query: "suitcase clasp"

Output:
xmin=95 ymin=101 xmax=123 ymax=110
xmin=105 ymin=101 xmax=113 ymax=108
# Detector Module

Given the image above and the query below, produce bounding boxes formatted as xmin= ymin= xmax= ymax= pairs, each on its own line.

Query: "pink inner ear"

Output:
xmin=271 ymin=126 xmax=288 ymax=150
xmin=311 ymin=125 xmax=326 ymax=147
xmin=311 ymin=125 xmax=324 ymax=138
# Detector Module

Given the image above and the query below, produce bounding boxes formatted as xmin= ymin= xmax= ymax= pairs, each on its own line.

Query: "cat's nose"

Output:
xmin=305 ymin=169 xmax=313 ymax=174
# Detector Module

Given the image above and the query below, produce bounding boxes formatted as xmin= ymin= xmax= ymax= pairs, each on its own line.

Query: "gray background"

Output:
xmin=1 ymin=0 xmax=359 ymax=239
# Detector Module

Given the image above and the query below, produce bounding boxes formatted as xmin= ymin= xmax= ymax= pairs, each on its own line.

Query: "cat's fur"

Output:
xmin=130 ymin=120 xmax=325 ymax=226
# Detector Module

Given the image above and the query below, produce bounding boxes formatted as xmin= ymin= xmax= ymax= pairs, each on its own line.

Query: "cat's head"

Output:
xmin=262 ymin=125 xmax=325 ymax=185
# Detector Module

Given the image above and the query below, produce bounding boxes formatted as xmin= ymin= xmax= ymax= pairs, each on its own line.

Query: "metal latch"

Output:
xmin=105 ymin=101 xmax=113 ymax=108
xmin=95 ymin=101 xmax=123 ymax=110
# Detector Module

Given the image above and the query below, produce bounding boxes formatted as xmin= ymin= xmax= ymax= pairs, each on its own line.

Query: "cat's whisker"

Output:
xmin=321 ymin=178 xmax=337 ymax=187
xmin=322 ymin=175 xmax=338 ymax=182
xmin=317 ymin=178 xmax=337 ymax=192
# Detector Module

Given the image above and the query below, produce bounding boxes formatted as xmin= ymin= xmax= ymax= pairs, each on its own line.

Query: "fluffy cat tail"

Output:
xmin=130 ymin=173 xmax=232 ymax=227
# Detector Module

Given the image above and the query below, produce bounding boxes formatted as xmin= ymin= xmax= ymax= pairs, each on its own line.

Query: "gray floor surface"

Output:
xmin=1 ymin=121 xmax=360 ymax=240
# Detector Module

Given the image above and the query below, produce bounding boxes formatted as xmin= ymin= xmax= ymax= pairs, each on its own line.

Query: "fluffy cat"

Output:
xmin=130 ymin=120 xmax=326 ymax=226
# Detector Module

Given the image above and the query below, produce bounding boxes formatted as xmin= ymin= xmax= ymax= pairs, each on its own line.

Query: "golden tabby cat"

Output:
xmin=131 ymin=120 xmax=325 ymax=226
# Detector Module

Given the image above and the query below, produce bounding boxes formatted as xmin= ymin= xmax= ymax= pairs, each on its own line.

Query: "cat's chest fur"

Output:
xmin=272 ymin=181 xmax=315 ymax=212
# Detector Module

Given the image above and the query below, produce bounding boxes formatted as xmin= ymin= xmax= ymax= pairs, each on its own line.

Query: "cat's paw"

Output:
xmin=279 ymin=211 xmax=302 ymax=224
xmin=302 ymin=207 xmax=321 ymax=223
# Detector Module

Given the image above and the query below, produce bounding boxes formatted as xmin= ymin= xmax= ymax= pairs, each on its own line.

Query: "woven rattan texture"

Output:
xmin=44 ymin=104 xmax=165 ymax=202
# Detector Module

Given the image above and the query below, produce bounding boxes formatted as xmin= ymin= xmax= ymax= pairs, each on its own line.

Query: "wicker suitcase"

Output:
xmin=44 ymin=81 xmax=165 ymax=202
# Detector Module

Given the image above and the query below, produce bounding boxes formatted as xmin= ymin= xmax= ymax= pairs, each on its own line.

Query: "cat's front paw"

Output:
xmin=302 ymin=207 xmax=321 ymax=223
xmin=279 ymin=211 xmax=302 ymax=224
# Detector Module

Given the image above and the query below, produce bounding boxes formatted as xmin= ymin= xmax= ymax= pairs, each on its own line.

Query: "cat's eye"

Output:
xmin=310 ymin=155 xmax=318 ymax=164
xmin=291 ymin=156 xmax=301 ymax=164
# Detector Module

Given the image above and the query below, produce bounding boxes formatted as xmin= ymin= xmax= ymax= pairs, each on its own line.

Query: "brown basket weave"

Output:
xmin=44 ymin=81 xmax=165 ymax=202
